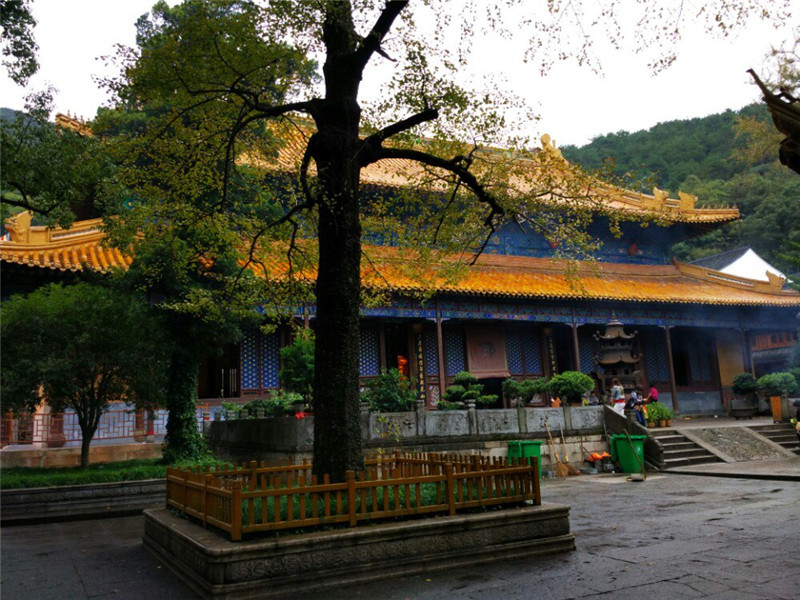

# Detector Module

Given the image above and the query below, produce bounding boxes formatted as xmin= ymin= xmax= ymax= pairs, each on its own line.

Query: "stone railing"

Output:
xmin=206 ymin=406 xmax=605 ymax=462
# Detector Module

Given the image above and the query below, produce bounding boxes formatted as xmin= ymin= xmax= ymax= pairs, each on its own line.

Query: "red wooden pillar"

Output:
xmin=663 ymin=324 xmax=679 ymax=414
xmin=436 ymin=309 xmax=446 ymax=407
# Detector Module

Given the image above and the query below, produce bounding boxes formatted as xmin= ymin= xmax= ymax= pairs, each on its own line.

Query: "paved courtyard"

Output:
xmin=2 ymin=467 xmax=798 ymax=600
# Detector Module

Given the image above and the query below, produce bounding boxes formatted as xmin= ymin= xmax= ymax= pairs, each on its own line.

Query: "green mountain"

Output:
xmin=561 ymin=104 xmax=799 ymax=273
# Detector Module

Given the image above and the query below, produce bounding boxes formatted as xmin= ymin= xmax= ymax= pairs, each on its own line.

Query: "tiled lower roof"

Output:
xmin=2 ymin=219 xmax=798 ymax=307
xmin=359 ymin=249 xmax=800 ymax=307
xmin=0 ymin=235 xmax=131 ymax=272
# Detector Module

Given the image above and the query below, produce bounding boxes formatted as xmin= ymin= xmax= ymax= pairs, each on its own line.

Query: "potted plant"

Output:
xmin=660 ymin=403 xmax=674 ymax=427
xmin=646 ymin=402 xmax=671 ymax=427
xmin=757 ymin=372 xmax=799 ymax=422
xmin=730 ymin=372 xmax=758 ymax=418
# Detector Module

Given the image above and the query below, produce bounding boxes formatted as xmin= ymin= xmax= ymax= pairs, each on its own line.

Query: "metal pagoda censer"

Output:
xmin=593 ymin=318 xmax=642 ymax=398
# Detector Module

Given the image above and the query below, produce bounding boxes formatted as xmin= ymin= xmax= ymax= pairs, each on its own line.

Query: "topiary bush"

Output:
xmin=731 ymin=372 xmax=758 ymax=396
xmin=362 ymin=368 xmax=417 ymax=413
xmin=503 ymin=377 xmax=549 ymax=406
xmin=757 ymin=372 xmax=799 ymax=397
xmin=547 ymin=371 xmax=594 ymax=405
xmin=239 ymin=391 xmax=304 ymax=418
xmin=441 ymin=372 xmax=497 ymax=409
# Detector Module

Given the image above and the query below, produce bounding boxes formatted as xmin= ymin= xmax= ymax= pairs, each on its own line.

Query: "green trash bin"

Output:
xmin=507 ymin=440 xmax=543 ymax=478
xmin=609 ymin=434 xmax=646 ymax=474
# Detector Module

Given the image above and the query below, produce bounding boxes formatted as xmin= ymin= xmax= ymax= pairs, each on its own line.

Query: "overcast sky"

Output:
xmin=1 ymin=0 xmax=797 ymax=147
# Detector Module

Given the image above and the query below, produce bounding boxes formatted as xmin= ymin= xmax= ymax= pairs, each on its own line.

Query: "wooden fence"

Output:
xmin=165 ymin=452 xmax=541 ymax=541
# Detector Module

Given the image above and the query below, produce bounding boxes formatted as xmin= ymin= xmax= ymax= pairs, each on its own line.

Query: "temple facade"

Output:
xmin=3 ymin=135 xmax=799 ymax=416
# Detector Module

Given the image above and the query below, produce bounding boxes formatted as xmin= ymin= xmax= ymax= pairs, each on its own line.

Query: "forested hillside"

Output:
xmin=561 ymin=104 xmax=799 ymax=274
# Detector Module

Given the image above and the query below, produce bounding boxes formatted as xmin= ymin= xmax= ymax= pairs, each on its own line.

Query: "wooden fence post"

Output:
xmin=249 ymin=460 xmax=258 ymax=490
xmin=532 ymin=458 xmax=541 ymax=505
xmin=231 ymin=480 xmax=242 ymax=542
xmin=346 ymin=470 xmax=357 ymax=527
xmin=203 ymin=474 xmax=212 ymax=526
xmin=445 ymin=463 xmax=455 ymax=516
xmin=182 ymin=469 xmax=188 ymax=512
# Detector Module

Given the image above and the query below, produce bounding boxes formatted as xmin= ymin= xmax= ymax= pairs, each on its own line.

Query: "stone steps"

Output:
xmin=749 ymin=423 xmax=800 ymax=455
xmin=648 ymin=429 xmax=723 ymax=470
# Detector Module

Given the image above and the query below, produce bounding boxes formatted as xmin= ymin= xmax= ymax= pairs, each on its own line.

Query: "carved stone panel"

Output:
xmin=424 ymin=411 xmax=470 ymax=437
xmin=525 ymin=408 xmax=565 ymax=434
xmin=477 ymin=409 xmax=520 ymax=435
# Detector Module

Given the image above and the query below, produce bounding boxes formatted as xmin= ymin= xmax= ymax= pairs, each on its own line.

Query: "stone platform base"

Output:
xmin=144 ymin=504 xmax=575 ymax=599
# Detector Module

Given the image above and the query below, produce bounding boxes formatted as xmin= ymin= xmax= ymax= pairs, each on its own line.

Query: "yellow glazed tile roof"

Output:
xmin=358 ymin=249 xmax=800 ymax=307
xmin=0 ymin=215 xmax=131 ymax=272
xmin=251 ymin=122 xmax=739 ymax=225
xmin=6 ymin=216 xmax=795 ymax=307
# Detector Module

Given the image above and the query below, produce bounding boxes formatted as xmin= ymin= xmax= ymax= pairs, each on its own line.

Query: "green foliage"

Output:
xmin=441 ymin=372 xmax=497 ymax=408
xmin=476 ymin=394 xmax=499 ymax=408
xmin=1 ymin=90 xmax=114 ymax=225
xmin=0 ymin=459 xmax=166 ymax=489
xmin=757 ymin=372 xmax=799 ymax=397
xmin=646 ymin=402 xmax=673 ymax=422
xmin=0 ymin=0 xmax=38 ymax=85
xmin=278 ymin=329 xmax=315 ymax=403
xmin=547 ymin=371 xmax=594 ymax=404
xmin=0 ymin=457 xmax=233 ymax=489
xmin=562 ymin=104 xmax=800 ymax=273
xmin=453 ymin=372 xmax=479 ymax=388
xmin=788 ymin=368 xmax=800 ymax=394
xmin=503 ymin=377 xmax=549 ymax=406
xmin=731 ymin=372 xmax=759 ymax=396
xmin=362 ymin=369 xmax=417 ymax=413
xmin=1 ymin=283 xmax=168 ymax=466
xmin=561 ymin=105 xmax=770 ymax=193
xmin=241 ymin=391 xmax=304 ymax=417
xmin=437 ymin=400 xmax=464 ymax=411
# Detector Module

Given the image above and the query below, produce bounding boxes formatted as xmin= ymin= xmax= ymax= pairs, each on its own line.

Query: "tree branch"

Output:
xmin=361 ymin=107 xmax=438 ymax=152
xmin=353 ymin=0 xmax=409 ymax=70
xmin=370 ymin=146 xmax=505 ymax=225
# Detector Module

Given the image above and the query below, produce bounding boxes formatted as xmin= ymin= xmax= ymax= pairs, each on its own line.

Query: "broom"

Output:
xmin=560 ymin=424 xmax=581 ymax=476
xmin=545 ymin=421 xmax=570 ymax=478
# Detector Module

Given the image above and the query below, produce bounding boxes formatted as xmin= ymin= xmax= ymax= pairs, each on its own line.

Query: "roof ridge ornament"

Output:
xmin=540 ymin=133 xmax=565 ymax=160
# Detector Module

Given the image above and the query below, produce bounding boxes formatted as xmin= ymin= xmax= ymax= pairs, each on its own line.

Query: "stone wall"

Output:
xmin=0 ymin=442 xmax=163 ymax=469
xmin=207 ymin=406 xmax=607 ymax=468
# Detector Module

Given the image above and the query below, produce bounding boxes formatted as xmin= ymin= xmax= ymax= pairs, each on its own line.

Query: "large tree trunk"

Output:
xmin=311 ymin=14 xmax=365 ymax=479
xmin=311 ymin=123 xmax=364 ymax=481
xmin=162 ymin=325 xmax=205 ymax=464
xmin=77 ymin=417 xmax=99 ymax=468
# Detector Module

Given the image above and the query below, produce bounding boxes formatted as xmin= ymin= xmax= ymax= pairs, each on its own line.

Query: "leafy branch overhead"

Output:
xmin=97 ymin=0 xmax=792 ymax=480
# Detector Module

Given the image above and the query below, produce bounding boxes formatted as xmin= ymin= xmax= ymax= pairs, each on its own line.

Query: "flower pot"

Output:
xmin=659 ymin=419 xmax=667 ymax=427
xmin=647 ymin=421 xmax=655 ymax=429
xmin=769 ymin=396 xmax=783 ymax=423
xmin=665 ymin=419 xmax=672 ymax=427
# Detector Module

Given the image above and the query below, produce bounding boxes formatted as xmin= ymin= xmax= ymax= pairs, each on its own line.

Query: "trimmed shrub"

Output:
xmin=362 ymin=368 xmax=417 ymax=413
xmin=547 ymin=371 xmax=594 ymax=404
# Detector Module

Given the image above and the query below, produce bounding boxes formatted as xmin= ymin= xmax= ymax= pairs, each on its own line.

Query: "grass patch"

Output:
xmin=0 ymin=457 xmax=231 ymax=490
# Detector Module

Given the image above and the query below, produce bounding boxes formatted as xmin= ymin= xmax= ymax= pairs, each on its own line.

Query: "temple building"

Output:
xmin=3 ymin=132 xmax=800 ymax=416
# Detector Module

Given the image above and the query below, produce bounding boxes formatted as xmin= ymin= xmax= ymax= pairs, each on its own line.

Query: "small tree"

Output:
xmin=441 ymin=372 xmax=498 ymax=409
xmin=731 ymin=372 xmax=758 ymax=396
xmin=757 ymin=372 xmax=799 ymax=398
xmin=362 ymin=368 xmax=416 ymax=413
xmin=1 ymin=283 xmax=168 ymax=467
xmin=548 ymin=371 xmax=594 ymax=405
xmin=503 ymin=377 xmax=549 ymax=406
xmin=278 ymin=329 xmax=315 ymax=406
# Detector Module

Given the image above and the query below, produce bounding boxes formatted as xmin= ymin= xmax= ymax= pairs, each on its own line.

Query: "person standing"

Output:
xmin=611 ymin=378 xmax=625 ymax=415
xmin=645 ymin=386 xmax=658 ymax=404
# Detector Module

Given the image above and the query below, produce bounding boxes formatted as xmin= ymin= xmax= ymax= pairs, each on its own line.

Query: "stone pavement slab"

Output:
xmin=1 ymin=471 xmax=797 ymax=600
